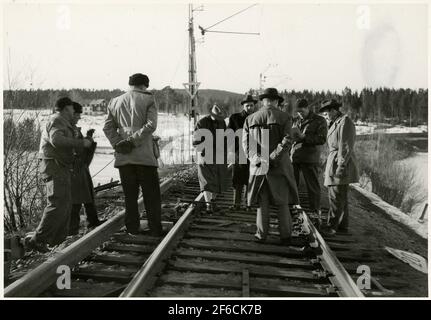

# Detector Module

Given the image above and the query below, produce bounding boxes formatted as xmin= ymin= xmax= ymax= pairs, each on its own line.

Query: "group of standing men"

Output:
xmin=27 ymin=73 xmax=164 ymax=252
xmin=27 ymin=98 xmax=105 ymax=252
xmin=195 ymin=87 xmax=359 ymax=244
xmin=27 ymin=72 xmax=358 ymax=252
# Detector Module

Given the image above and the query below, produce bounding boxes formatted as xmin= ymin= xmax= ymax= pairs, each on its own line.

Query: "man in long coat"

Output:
xmin=193 ymin=104 xmax=228 ymax=214
xmin=103 ymin=73 xmax=163 ymax=236
xmin=319 ymin=99 xmax=359 ymax=235
xmin=27 ymin=97 xmax=93 ymax=252
xmin=243 ymin=88 xmax=299 ymax=244
xmin=227 ymin=94 xmax=256 ymax=210
xmin=69 ymin=102 xmax=105 ymax=235
xmin=290 ymin=98 xmax=327 ymax=215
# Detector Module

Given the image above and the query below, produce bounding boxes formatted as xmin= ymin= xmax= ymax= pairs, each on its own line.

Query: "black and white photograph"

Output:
xmin=1 ymin=0 xmax=429 ymax=302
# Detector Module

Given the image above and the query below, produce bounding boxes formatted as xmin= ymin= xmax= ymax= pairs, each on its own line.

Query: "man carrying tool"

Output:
xmin=103 ymin=73 xmax=163 ymax=237
xmin=319 ymin=99 xmax=359 ymax=235
xmin=227 ymin=94 xmax=257 ymax=211
xmin=27 ymin=97 xmax=93 ymax=252
xmin=290 ymin=98 xmax=327 ymax=223
xmin=243 ymin=88 xmax=299 ymax=245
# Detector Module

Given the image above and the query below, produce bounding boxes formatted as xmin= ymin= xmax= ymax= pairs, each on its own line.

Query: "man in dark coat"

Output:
xmin=319 ymin=99 xmax=359 ymax=235
xmin=193 ymin=104 xmax=228 ymax=214
xmin=290 ymin=98 xmax=327 ymax=216
xmin=69 ymin=102 xmax=105 ymax=235
xmin=243 ymin=88 xmax=299 ymax=244
xmin=27 ymin=97 xmax=93 ymax=252
xmin=227 ymin=94 xmax=257 ymax=210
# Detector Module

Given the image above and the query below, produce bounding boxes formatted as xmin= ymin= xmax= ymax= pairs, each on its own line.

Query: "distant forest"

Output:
xmin=3 ymin=86 xmax=428 ymax=125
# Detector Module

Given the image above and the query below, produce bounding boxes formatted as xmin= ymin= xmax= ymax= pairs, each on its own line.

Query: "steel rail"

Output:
xmin=4 ymin=178 xmax=173 ymax=298
xmin=301 ymin=212 xmax=364 ymax=297
xmin=120 ymin=192 xmax=205 ymax=297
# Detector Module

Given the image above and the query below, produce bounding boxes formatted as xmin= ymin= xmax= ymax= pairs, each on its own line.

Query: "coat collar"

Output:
xmin=55 ymin=113 xmax=74 ymax=130
xmin=327 ymin=113 xmax=347 ymax=137
xmin=240 ymin=109 xmax=249 ymax=118
xmin=130 ymin=88 xmax=151 ymax=95
xmin=300 ymin=111 xmax=316 ymax=126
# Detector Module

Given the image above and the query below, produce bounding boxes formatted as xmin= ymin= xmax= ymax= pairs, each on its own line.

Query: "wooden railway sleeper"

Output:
xmin=325 ymin=285 xmax=337 ymax=295
xmin=312 ymin=269 xmax=330 ymax=280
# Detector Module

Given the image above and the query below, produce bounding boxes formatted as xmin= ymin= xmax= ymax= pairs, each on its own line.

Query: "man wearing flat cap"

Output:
xmin=227 ymin=94 xmax=257 ymax=211
xmin=193 ymin=104 xmax=228 ymax=214
xmin=319 ymin=99 xmax=359 ymax=235
xmin=290 ymin=98 xmax=327 ymax=220
xmin=27 ymin=97 xmax=93 ymax=252
xmin=243 ymin=88 xmax=299 ymax=245
xmin=103 ymin=73 xmax=163 ymax=236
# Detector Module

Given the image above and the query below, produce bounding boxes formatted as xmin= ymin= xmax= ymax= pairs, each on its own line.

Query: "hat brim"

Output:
xmin=241 ymin=99 xmax=257 ymax=105
xmin=318 ymin=103 xmax=341 ymax=113
xmin=210 ymin=111 xmax=227 ymax=120
xmin=259 ymin=94 xmax=284 ymax=103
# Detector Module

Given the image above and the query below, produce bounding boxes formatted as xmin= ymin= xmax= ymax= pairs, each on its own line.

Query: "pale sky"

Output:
xmin=3 ymin=1 xmax=428 ymax=93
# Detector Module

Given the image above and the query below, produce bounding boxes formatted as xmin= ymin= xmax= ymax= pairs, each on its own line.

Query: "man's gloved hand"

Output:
xmin=82 ymin=139 xmax=93 ymax=148
xmin=86 ymin=129 xmax=95 ymax=139
xmin=115 ymin=140 xmax=135 ymax=154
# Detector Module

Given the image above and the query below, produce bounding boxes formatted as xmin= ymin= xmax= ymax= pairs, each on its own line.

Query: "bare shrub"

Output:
xmin=3 ymin=110 xmax=45 ymax=233
xmin=356 ymin=134 xmax=424 ymax=214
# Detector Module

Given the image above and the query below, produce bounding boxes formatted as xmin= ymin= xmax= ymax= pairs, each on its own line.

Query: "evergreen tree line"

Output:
xmin=3 ymin=87 xmax=428 ymax=125
xmin=276 ymin=87 xmax=427 ymax=126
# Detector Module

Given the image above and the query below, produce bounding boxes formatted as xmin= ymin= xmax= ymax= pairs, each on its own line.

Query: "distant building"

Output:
xmin=82 ymin=99 xmax=107 ymax=115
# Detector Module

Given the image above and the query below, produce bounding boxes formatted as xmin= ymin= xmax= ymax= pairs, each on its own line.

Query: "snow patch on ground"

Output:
xmin=4 ymin=109 xmax=195 ymax=185
xmin=355 ymin=122 xmax=428 ymax=135
xmin=351 ymin=184 xmax=427 ymax=239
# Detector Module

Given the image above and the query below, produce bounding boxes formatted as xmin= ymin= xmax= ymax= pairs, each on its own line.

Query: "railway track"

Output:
xmin=4 ymin=171 xmax=364 ymax=298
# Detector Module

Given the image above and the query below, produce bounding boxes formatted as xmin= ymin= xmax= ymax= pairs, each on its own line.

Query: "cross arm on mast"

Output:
xmin=203 ymin=30 xmax=260 ymax=35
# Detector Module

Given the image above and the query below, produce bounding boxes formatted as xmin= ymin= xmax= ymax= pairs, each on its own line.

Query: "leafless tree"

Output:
xmin=3 ymin=52 xmax=46 ymax=233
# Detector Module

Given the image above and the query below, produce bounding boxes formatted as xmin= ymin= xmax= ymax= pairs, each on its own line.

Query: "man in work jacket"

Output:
xmin=319 ymin=99 xmax=359 ymax=235
xmin=103 ymin=73 xmax=163 ymax=237
xmin=290 ymin=98 xmax=327 ymax=216
xmin=27 ymin=97 xmax=93 ymax=252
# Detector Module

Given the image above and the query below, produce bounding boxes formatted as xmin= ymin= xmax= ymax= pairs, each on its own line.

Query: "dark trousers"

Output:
xmin=33 ymin=159 xmax=72 ymax=246
xmin=256 ymin=181 xmax=292 ymax=240
xmin=328 ymin=184 xmax=349 ymax=230
xmin=232 ymin=163 xmax=249 ymax=206
xmin=69 ymin=203 xmax=100 ymax=235
xmin=233 ymin=185 xmax=245 ymax=206
xmin=119 ymin=165 xmax=162 ymax=235
xmin=293 ymin=163 xmax=321 ymax=212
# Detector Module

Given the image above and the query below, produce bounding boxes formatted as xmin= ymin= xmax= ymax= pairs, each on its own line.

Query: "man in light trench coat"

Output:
xmin=243 ymin=88 xmax=299 ymax=245
xmin=103 ymin=73 xmax=163 ymax=237
xmin=319 ymin=99 xmax=359 ymax=235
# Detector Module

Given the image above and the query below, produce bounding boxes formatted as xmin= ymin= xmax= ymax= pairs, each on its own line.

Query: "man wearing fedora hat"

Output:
xmin=243 ymin=88 xmax=299 ymax=244
xmin=319 ymin=99 xmax=359 ymax=235
xmin=290 ymin=98 xmax=327 ymax=220
xmin=103 ymin=73 xmax=163 ymax=237
xmin=193 ymin=104 xmax=228 ymax=214
xmin=227 ymin=94 xmax=257 ymax=211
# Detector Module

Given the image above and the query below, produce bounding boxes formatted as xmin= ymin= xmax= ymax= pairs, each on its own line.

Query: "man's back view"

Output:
xmin=103 ymin=73 xmax=162 ymax=236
